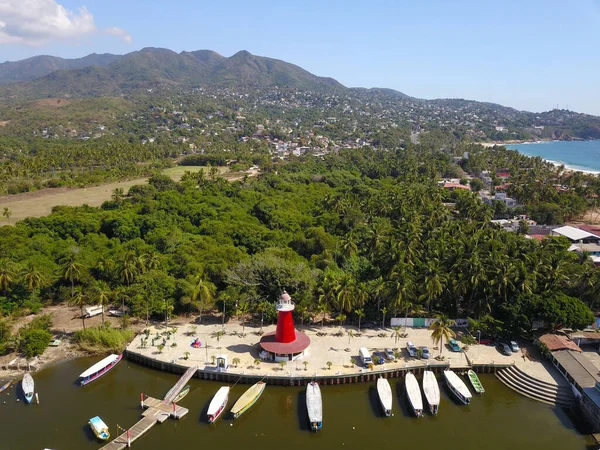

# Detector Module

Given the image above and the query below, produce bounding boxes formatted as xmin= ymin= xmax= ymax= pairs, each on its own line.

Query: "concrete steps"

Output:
xmin=495 ymin=365 xmax=574 ymax=407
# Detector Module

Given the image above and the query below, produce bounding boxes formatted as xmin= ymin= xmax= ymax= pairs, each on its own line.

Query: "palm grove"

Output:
xmin=0 ymin=147 xmax=596 ymax=355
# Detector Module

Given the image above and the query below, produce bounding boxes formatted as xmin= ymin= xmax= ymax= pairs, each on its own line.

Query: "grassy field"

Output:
xmin=0 ymin=166 xmax=233 ymax=223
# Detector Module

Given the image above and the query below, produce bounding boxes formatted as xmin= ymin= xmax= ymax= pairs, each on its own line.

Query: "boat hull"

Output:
xmin=444 ymin=371 xmax=472 ymax=405
xmin=468 ymin=370 xmax=485 ymax=394
xmin=405 ymin=373 xmax=423 ymax=417
xmin=79 ymin=354 xmax=122 ymax=386
xmin=22 ymin=373 xmax=34 ymax=404
xmin=376 ymin=378 xmax=392 ymax=417
xmin=89 ymin=416 xmax=110 ymax=441
xmin=306 ymin=382 xmax=323 ymax=431
xmin=207 ymin=386 xmax=230 ymax=423
xmin=231 ymin=382 xmax=266 ymax=419
xmin=172 ymin=385 xmax=190 ymax=403
xmin=422 ymin=371 xmax=440 ymax=416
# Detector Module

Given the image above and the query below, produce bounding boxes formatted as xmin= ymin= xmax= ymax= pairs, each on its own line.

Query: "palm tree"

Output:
xmin=391 ymin=325 xmax=403 ymax=346
xmin=20 ymin=261 xmax=47 ymax=293
xmin=236 ymin=301 xmax=251 ymax=336
xmin=278 ymin=360 xmax=287 ymax=371
xmin=184 ymin=351 xmax=190 ymax=360
xmin=326 ymin=361 xmax=333 ymax=370
xmin=317 ymin=300 xmax=329 ymax=330
xmin=381 ymin=306 xmax=387 ymax=330
xmin=190 ymin=275 xmax=215 ymax=323
xmin=253 ymin=358 xmax=261 ymax=368
xmin=303 ymin=361 xmax=309 ymax=371
xmin=0 ymin=258 xmax=17 ymax=297
xmin=71 ymin=288 xmax=89 ymax=330
xmin=93 ymin=280 xmax=112 ymax=326
xmin=60 ymin=252 xmax=83 ymax=297
xmin=2 ymin=207 xmax=11 ymax=224
xmin=355 ymin=308 xmax=365 ymax=333
xmin=118 ymin=251 xmax=139 ymax=286
xmin=255 ymin=300 xmax=268 ymax=332
xmin=429 ymin=314 xmax=456 ymax=358
xmin=232 ymin=357 xmax=241 ymax=367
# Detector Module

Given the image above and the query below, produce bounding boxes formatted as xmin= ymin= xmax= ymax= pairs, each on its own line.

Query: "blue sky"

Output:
xmin=2 ymin=0 xmax=600 ymax=115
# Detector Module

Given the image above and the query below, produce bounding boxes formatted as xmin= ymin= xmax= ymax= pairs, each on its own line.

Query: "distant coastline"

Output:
xmin=486 ymin=140 xmax=600 ymax=175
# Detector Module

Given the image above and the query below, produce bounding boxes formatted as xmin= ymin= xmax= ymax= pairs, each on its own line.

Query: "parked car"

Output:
xmin=510 ymin=341 xmax=520 ymax=352
xmin=384 ymin=348 xmax=395 ymax=360
xmin=498 ymin=343 xmax=512 ymax=356
xmin=362 ymin=321 xmax=378 ymax=329
xmin=406 ymin=341 xmax=417 ymax=357
xmin=448 ymin=339 xmax=461 ymax=352
xmin=373 ymin=352 xmax=385 ymax=365
xmin=478 ymin=337 xmax=494 ymax=345
xmin=420 ymin=346 xmax=430 ymax=359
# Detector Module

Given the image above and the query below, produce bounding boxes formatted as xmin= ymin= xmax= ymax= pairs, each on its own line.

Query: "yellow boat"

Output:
xmin=230 ymin=381 xmax=266 ymax=419
xmin=89 ymin=416 xmax=110 ymax=441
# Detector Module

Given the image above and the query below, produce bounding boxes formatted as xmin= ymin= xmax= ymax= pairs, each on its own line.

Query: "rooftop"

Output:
xmin=538 ymin=334 xmax=582 ymax=352
xmin=552 ymin=225 xmax=599 ymax=242
xmin=552 ymin=350 xmax=600 ymax=388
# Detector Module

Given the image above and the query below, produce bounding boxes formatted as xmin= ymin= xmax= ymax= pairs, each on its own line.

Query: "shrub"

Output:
xmin=20 ymin=328 xmax=52 ymax=358
xmin=73 ymin=325 xmax=134 ymax=353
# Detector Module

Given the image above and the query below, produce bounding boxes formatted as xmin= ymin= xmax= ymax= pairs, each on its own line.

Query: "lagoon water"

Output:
xmin=506 ymin=140 xmax=600 ymax=173
xmin=0 ymin=357 xmax=592 ymax=450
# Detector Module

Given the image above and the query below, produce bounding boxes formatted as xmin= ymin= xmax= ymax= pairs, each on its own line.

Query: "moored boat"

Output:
xmin=89 ymin=416 xmax=110 ymax=441
xmin=207 ymin=386 xmax=230 ymax=423
xmin=422 ymin=370 xmax=440 ymax=415
xmin=0 ymin=380 xmax=11 ymax=392
xmin=22 ymin=373 xmax=34 ymax=404
xmin=79 ymin=354 xmax=122 ymax=386
xmin=444 ymin=370 xmax=472 ymax=405
xmin=467 ymin=369 xmax=485 ymax=394
xmin=172 ymin=385 xmax=191 ymax=403
xmin=376 ymin=377 xmax=392 ymax=416
xmin=306 ymin=381 xmax=323 ymax=431
xmin=405 ymin=372 xmax=423 ymax=417
xmin=231 ymin=381 xmax=266 ymax=419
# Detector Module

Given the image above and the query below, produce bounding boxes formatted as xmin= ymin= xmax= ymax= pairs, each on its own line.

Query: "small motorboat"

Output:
xmin=22 ymin=373 xmax=34 ymax=404
xmin=172 ymin=385 xmax=191 ymax=403
xmin=207 ymin=386 xmax=230 ymax=423
xmin=89 ymin=416 xmax=110 ymax=441
xmin=405 ymin=372 xmax=423 ymax=417
xmin=231 ymin=381 xmax=266 ymax=419
xmin=422 ymin=370 xmax=440 ymax=415
xmin=444 ymin=370 xmax=472 ymax=405
xmin=306 ymin=381 xmax=323 ymax=431
xmin=467 ymin=369 xmax=485 ymax=394
xmin=0 ymin=380 xmax=11 ymax=393
xmin=376 ymin=377 xmax=392 ymax=416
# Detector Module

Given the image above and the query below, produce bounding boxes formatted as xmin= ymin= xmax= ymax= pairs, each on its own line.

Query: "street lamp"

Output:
xmin=477 ymin=330 xmax=481 ymax=360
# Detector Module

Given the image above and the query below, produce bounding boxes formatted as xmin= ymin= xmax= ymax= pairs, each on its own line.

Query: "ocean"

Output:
xmin=505 ymin=140 xmax=600 ymax=173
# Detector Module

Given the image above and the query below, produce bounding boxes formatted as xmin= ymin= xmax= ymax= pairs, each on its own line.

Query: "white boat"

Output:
xmin=376 ymin=377 xmax=392 ymax=416
xmin=306 ymin=381 xmax=322 ymax=431
xmin=422 ymin=370 xmax=440 ymax=415
xmin=22 ymin=373 xmax=34 ymax=404
xmin=207 ymin=386 xmax=230 ymax=423
xmin=444 ymin=370 xmax=472 ymax=405
xmin=79 ymin=354 xmax=122 ymax=386
xmin=405 ymin=372 xmax=423 ymax=417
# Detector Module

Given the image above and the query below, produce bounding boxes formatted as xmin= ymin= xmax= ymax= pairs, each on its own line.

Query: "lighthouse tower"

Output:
xmin=259 ymin=290 xmax=311 ymax=362
xmin=275 ymin=291 xmax=296 ymax=343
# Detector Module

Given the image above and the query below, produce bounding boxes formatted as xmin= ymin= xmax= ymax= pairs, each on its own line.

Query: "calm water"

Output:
xmin=0 ymin=357 xmax=592 ymax=450
xmin=506 ymin=140 xmax=600 ymax=173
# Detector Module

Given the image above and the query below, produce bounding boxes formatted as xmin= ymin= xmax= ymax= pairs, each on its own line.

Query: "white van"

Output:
xmin=359 ymin=347 xmax=372 ymax=366
xmin=406 ymin=341 xmax=417 ymax=357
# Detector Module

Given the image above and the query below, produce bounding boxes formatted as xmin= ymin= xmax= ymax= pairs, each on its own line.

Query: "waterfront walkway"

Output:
xmin=99 ymin=366 xmax=197 ymax=450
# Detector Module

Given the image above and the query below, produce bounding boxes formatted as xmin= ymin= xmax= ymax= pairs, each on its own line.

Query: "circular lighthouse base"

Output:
xmin=259 ymin=330 xmax=311 ymax=362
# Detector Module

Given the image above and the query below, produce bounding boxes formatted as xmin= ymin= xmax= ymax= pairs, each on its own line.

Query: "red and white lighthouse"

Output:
xmin=259 ymin=291 xmax=311 ymax=362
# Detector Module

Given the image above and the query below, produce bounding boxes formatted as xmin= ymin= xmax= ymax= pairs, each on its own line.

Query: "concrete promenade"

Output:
xmin=125 ymin=321 xmax=555 ymax=383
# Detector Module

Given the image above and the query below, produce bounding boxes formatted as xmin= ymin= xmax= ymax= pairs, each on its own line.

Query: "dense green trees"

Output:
xmin=0 ymin=147 xmax=597 ymax=347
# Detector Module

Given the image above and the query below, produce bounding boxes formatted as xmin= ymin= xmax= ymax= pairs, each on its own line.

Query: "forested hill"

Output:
xmin=0 ymin=48 xmax=346 ymax=97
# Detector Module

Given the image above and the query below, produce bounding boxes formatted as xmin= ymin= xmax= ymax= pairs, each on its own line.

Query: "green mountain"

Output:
xmin=0 ymin=53 xmax=121 ymax=84
xmin=0 ymin=48 xmax=348 ymax=98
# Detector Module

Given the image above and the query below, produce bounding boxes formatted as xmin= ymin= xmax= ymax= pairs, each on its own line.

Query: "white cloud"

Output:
xmin=0 ymin=0 xmax=132 ymax=46
xmin=105 ymin=26 xmax=132 ymax=44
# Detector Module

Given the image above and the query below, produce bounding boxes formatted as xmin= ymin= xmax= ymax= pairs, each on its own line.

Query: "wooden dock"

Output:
xmin=99 ymin=366 xmax=198 ymax=450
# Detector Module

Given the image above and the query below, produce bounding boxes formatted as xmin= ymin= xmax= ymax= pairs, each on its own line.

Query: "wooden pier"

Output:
xmin=99 ymin=365 xmax=198 ymax=450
